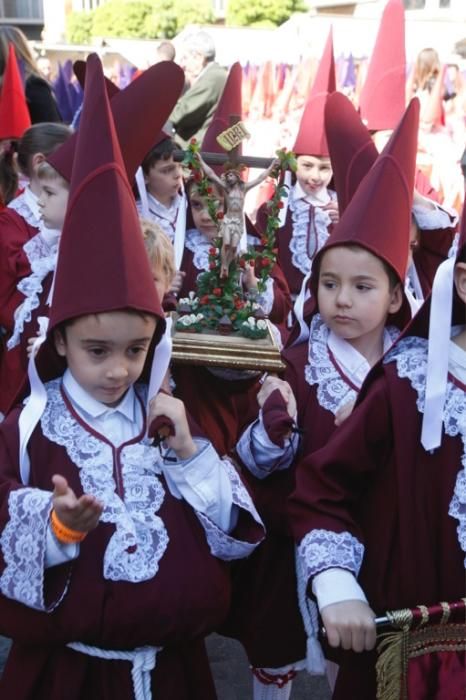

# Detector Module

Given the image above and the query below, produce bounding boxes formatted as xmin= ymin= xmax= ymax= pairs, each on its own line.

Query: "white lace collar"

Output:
xmin=184 ymin=227 xmax=211 ymax=271
xmin=7 ymin=186 xmax=42 ymax=229
xmin=305 ymin=314 xmax=399 ymax=415
xmin=7 ymin=230 xmax=59 ymax=350
xmin=287 ymin=185 xmax=334 ymax=276
xmin=41 ymin=379 xmax=169 ymax=583
xmin=385 ymin=335 xmax=466 ymax=564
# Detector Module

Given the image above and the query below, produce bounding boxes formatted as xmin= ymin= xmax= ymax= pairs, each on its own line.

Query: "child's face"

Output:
xmin=38 ymin=178 xmax=69 ymax=230
xmin=189 ymin=184 xmax=224 ymax=242
xmin=151 ymin=261 xmax=171 ymax=305
xmin=54 ymin=311 xmax=157 ymax=407
xmin=296 ymin=155 xmax=332 ymax=196
xmin=144 ymin=155 xmax=182 ymax=206
xmin=317 ymin=245 xmax=402 ymax=354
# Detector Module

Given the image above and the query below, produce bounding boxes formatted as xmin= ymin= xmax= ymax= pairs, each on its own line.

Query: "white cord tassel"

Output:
xmin=68 ymin=642 xmax=161 ymax=700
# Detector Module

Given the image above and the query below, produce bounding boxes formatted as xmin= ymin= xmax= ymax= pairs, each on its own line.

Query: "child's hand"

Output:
xmin=321 ymin=600 xmax=376 ymax=652
xmin=52 ymin=474 xmax=103 ymax=534
xmin=170 ymin=271 xmax=186 ymax=295
xmin=243 ymin=261 xmax=259 ymax=291
xmin=322 ymin=200 xmax=340 ymax=224
xmin=334 ymin=400 xmax=355 ymax=426
xmin=257 ymin=376 xmax=297 ymax=419
xmin=149 ymin=393 xmax=197 ymax=460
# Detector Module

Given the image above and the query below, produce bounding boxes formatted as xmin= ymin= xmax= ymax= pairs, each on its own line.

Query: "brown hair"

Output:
xmin=17 ymin=122 xmax=72 ymax=176
xmin=0 ymin=26 xmax=41 ymax=81
xmin=411 ymin=48 xmax=441 ymax=93
xmin=140 ymin=218 xmax=176 ymax=285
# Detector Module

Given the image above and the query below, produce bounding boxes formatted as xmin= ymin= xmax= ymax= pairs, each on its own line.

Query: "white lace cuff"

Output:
xmin=312 ymin=568 xmax=368 ymax=612
xmin=236 ymin=413 xmax=298 ymax=479
xmin=297 ymin=529 xmax=364 ymax=582
xmin=0 ymin=488 xmax=69 ymax=610
xmin=195 ymin=457 xmax=264 ymax=560
xmin=256 ymin=277 xmax=275 ymax=316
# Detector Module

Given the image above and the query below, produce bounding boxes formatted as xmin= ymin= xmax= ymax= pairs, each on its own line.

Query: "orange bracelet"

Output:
xmin=51 ymin=509 xmax=87 ymax=544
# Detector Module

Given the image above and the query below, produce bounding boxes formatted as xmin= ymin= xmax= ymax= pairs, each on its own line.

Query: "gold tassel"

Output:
xmin=376 ymin=628 xmax=408 ymax=700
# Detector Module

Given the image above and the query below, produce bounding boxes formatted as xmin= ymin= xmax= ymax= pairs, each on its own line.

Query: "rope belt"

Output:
xmin=67 ymin=641 xmax=161 ymax=700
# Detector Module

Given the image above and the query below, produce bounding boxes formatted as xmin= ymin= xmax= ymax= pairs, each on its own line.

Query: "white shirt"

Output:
xmin=137 ymin=192 xmax=182 ymax=242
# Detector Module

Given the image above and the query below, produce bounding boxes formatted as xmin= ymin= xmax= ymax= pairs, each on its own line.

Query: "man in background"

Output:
xmin=168 ymin=31 xmax=227 ymax=148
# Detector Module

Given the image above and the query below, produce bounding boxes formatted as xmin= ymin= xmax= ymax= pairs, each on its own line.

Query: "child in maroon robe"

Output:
xmin=0 ymin=61 xmax=185 ymax=417
xmin=288 ymin=194 xmax=466 ymax=700
xmin=255 ymin=30 xmax=338 ymax=324
xmin=0 ymin=123 xmax=72 ymax=416
xmin=0 ymin=54 xmax=264 ymax=700
xmin=226 ymin=99 xmax=420 ymax=700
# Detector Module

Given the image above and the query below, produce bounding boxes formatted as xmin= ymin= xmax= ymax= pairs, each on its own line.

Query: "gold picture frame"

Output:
xmin=170 ymin=314 xmax=285 ymax=372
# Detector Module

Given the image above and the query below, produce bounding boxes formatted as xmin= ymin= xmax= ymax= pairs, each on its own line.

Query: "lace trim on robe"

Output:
xmin=297 ymin=528 xmax=365 ymax=580
xmin=195 ymin=456 xmax=263 ymax=560
xmin=7 ymin=190 xmax=41 ymax=230
xmin=288 ymin=190 xmax=335 ymax=275
xmin=7 ymin=233 xmax=58 ymax=349
xmin=184 ymin=228 xmax=211 ymax=271
xmin=304 ymin=314 xmax=399 ymax=415
xmin=0 ymin=488 xmax=59 ymax=610
xmin=41 ymin=380 xmax=170 ymax=583
xmin=385 ymin=336 xmax=466 ymax=563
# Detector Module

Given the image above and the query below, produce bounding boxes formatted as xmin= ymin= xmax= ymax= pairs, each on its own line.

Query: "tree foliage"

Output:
xmin=66 ymin=10 xmax=94 ymax=44
xmin=226 ymin=0 xmax=307 ymax=28
xmin=66 ymin=0 xmax=215 ymax=43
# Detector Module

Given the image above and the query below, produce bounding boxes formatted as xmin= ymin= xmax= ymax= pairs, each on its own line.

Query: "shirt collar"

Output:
xmin=62 ymin=369 xmax=137 ymax=422
xmin=147 ymin=191 xmax=181 ymax=216
xmin=449 ymin=326 xmax=466 ymax=379
xmin=328 ymin=328 xmax=394 ymax=387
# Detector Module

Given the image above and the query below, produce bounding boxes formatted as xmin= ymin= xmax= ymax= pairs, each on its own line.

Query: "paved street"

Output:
xmin=0 ymin=634 xmax=331 ymax=699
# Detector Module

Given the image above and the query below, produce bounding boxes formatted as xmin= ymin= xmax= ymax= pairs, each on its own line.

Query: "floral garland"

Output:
xmin=179 ymin=140 xmax=296 ymax=339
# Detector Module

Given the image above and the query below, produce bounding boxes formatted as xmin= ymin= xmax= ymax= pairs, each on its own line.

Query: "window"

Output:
xmin=0 ymin=0 xmax=43 ymax=19
xmin=403 ymin=0 xmax=426 ymax=8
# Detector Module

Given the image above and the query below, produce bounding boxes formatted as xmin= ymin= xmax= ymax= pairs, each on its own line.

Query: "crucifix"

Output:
xmin=183 ymin=116 xmax=278 ymax=277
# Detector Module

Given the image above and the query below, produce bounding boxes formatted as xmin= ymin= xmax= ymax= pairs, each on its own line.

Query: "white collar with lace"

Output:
xmin=7 ymin=230 xmax=60 ymax=350
xmin=41 ymin=378 xmax=169 ymax=583
xmin=184 ymin=227 xmax=212 ymax=271
xmin=305 ymin=314 xmax=399 ymax=415
xmin=287 ymin=185 xmax=334 ymax=276
xmin=384 ymin=334 xmax=466 ymax=564
xmin=7 ymin=186 xmax=42 ymax=229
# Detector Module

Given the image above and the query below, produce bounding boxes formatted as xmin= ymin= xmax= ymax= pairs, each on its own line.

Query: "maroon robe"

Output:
xmin=289 ymin=335 xmax=465 ymax=699
xmin=0 ymin=208 xmax=37 ymax=414
xmin=221 ymin=318 xmax=361 ymax=668
xmin=0 ymin=381 xmax=264 ymax=699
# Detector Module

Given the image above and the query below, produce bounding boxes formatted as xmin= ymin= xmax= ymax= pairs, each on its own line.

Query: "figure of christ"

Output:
xmin=197 ymin=155 xmax=278 ymax=277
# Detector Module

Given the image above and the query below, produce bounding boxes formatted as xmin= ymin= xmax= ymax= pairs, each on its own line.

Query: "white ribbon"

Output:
xmin=136 ymin=167 xmax=150 ymax=219
xmin=146 ymin=316 xmax=173 ymax=415
xmin=407 ymin=262 xmax=424 ymax=303
xmin=421 ymin=255 xmax=456 ymax=452
xmin=291 ymin=270 xmax=312 ymax=345
xmin=295 ymin=546 xmax=326 ymax=676
xmin=278 ymin=170 xmax=292 ymax=227
xmin=173 ymin=190 xmax=187 ymax=270
xmin=67 ymin=642 xmax=161 ymax=700
xmin=18 ymin=316 xmax=50 ymax=485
